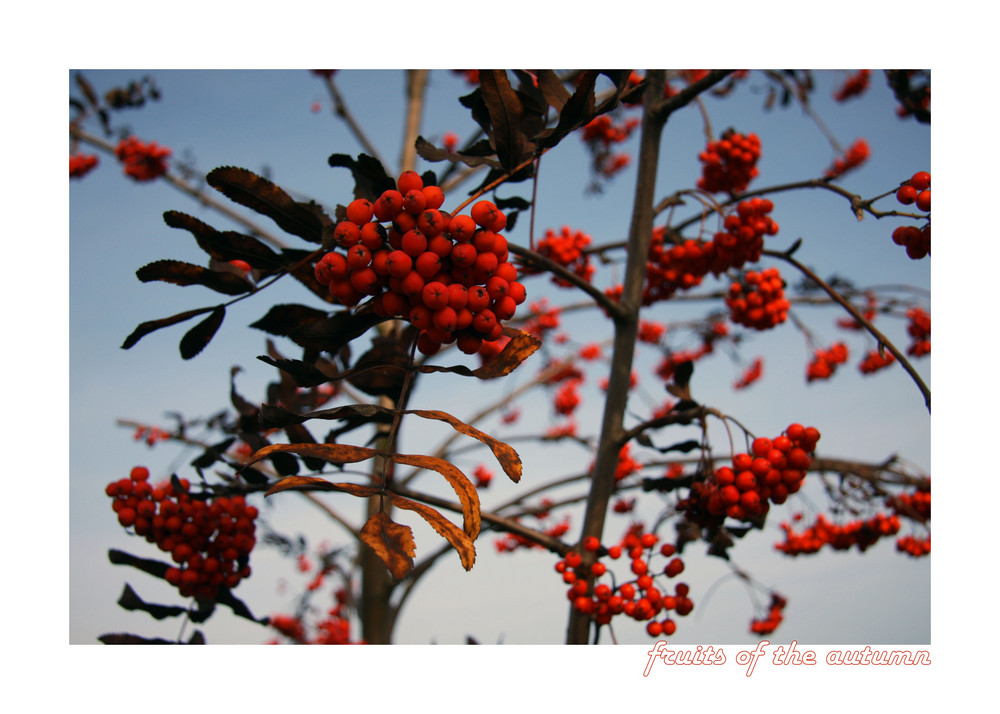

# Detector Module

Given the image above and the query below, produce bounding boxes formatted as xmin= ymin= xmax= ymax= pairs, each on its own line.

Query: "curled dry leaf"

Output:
xmin=360 ymin=511 xmax=416 ymax=581
xmin=389 ymin=453 xmax=481 ymax=538
xmin=245 ymin=442 xmax=380 ymax=472
xmin=406 ymin=409 xmax=523 ymax=483
xmin=263 ymin=476 xmax=381 ymax=498
xmin=386 ymin=493 xmax=476 ymax=571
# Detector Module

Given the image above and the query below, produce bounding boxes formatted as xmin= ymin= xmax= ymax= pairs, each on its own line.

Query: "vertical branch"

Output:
xmin=360 ymin=70 xmax=429 ymax=643
xmin=565 ymin=70 xmax=668 ymax=644
xmin=400 ymin=70 xmax=429 ymax=174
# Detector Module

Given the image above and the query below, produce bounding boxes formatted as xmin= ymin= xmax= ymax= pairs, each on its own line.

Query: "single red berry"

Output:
xmin=896 ymin=185 xmax=918 ymax=205
xmin=397 ymin=170 xmax=423 ymax=194
xmin=345 ymin=198 xmax=374 ymax=225
xmin=909 ymin=171 xmax=931 ymax=191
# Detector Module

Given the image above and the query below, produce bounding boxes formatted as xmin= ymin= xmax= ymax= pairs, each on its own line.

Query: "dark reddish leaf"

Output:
xmin=478 ymin=70 xmax=533 ymax=171
xmin=279 ymin=307 xmax=386 ymax=353
xmin=162 ymin=211 xmax=285 ymax=271
xmin=326 ymin=153 xmax=396 ymax=202
xmin=250 ymin=303 xmax=332 ymax=339
xmin=360 ymin=511 xmax=416 ymax=580
xmin=386 ymin=493 xmax=476 ymax=571
xmin=122 ymin=306 xmax=218 ymax=350
xmin=116 ymin=583 xmax=189 ymax=620
xmin=414 ymin=136 xmax=502 ymax=170
xmin=108 ymin=548 xmax=170 ymax=578
xmin=179 ymin=305 xmax=225 ymax=359
xmin=136 ymin=259 xmax=253 ymax=295
xmin=230 ymin=366 xmax=258 ymax=418
xmin=258 ymin=402 xmax=388 ymax=429
xmin=347 ymin=336 xmax=411 ymax=398
xmin=256 ymin=355 xmax=335 ymax=388
xmin=99 ymin=632 xmax=205 ymax=644
xmin=214 ymin=586 xmax=268 ymax=623
xmin=206 ymin=167 xmax=325 ymax=243
xmin=283 ymin=422 xmax=327 ymax=471
xmin=190 ymin=437 xmax=236 ymax=469
xmin=75 ymin=72 xmax=99 ymax=108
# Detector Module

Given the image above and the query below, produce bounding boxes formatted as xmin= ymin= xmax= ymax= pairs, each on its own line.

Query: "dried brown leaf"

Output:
xmin=247 ymin=443 xmax=379 ymax=471
xmin=473 ymin=327 xmax=541 ymax=379
xmin=360 ymin=511 xmax=415 ymax=580
xmin=264 ymin=476 xmax=381 ymax=498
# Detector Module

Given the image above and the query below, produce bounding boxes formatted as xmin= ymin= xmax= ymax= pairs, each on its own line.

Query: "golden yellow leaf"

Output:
xmin=264 ymin=477 xmax=381 ymax=498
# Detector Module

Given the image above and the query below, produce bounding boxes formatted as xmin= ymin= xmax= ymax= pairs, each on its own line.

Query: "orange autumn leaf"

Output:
xmin=390 ymin=453 xmax=481 ymax=539
xmin=406 ymin=409 xmax=523 ymax=483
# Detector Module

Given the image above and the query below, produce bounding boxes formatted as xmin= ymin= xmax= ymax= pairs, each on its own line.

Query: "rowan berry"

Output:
xmin=471 ymin=200 xmax=500 ymax=228
xmin=345 ymin=198 xmax=374 ymax=225
xmin=896 ymin=185 xmax=918 ymax=204
xmin=909 ymin=171 xmax=931 ymax=191
xmin=397 ymin=170 xmax=423 ymax=194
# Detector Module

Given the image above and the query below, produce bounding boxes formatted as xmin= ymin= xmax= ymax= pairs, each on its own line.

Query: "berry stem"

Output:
xmin=765 ymin=248 xmax=930 ymax=411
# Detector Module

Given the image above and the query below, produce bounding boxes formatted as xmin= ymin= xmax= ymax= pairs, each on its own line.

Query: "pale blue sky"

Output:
xmin=68 ymin=69 xmax=933 ymax=649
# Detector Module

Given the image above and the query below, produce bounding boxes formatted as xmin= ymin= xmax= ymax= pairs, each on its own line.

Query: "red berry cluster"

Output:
xmin=495 ymin=510 xmax=570 ymax=554
xmin=895 ymin=171 xmax=931 ymax=212
xmin=895 ymin=534 xmax=931 ymax=557
xmin=642 ymin=198 xmax=778 ymax=305
xmin=312 ymin=171 xmax=526 ymax=356
xmin=105 ymin=466 xmax=258 ymax=600
xmin=553 ymin=377 xmax=583 ymax=416
xmin=580 ymin=115 xmax=639 ymax=179
xmin=557 ymin=528 xmax=693 ymax=638
xmin=891 ymin=171 xmax=931 ymax=259
xmin=836 ymin=292 xmax=878 ymax=331
xmin=775 ymin=511 xmax=901 ymax=555
xmin=132 ymin=424 xmax=171 ymax=446
xmin=859 ymin=348 xmax=895 ymax=374
xmin=269 ymin=588 xmax=361 ymax=644
xmin=833 ymin=70 xmax=871 ymax=102
xmin=582 ymin=115 xmax=640 ymax=147
xmin=680 ymin=424 xmax=821 ymax=526
xmin=114 ymin=136 xmax=171 ymax=182
xmin=890 ymin=485 xmax=931 ymax=523
xmin=725 ymin=267 xmax=790 ymax=330
xmin=905 ymin=306 xmax=930 ymax=357
xmin=733 ymin=357 xmax=764 ymax=390
xmin=527 ymin=226 xmax=595 ymax=286
xmin=750 ymin=593 xmax=788 ymax=635
xmin=697 ymin=130 xmax=761 ymax=194
xmin=70 ymin=153 xmax=99 ymax=179
xmin=824 ymin=138 xmax=870 ymax=179
xmin=806 ymin=342 xmax=849 ymax=382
